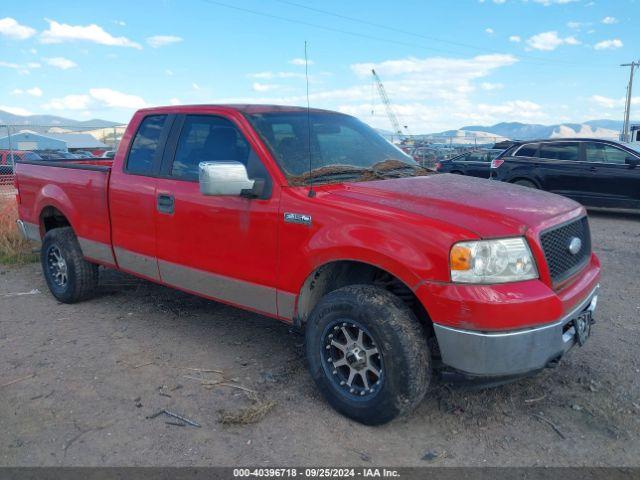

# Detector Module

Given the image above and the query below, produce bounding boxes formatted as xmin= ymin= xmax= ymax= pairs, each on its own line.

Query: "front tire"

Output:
xmin=41 ymin=227 xmax=98 ymax=303
xmin=305 ymin=285 xmax=431 ymax=425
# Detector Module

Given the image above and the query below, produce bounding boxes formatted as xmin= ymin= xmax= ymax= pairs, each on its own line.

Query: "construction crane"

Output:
xmin=371 ymin=68 xmax=410 ymax=141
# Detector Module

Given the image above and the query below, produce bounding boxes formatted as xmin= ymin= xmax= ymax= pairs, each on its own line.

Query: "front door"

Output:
xmin=154 ymin=113 xmax=281 ymax=317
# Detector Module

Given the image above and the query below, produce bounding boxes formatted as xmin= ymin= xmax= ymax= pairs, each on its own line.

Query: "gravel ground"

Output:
xmin=0 ymin=211 xmax=639 ymax=467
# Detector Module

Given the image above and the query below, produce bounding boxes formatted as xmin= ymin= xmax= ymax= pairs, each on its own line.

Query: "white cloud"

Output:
xmin=493 ymin=0 xmax=506 ymax=4
xmin=42 ymin=94 xmax=92 ymax=111
xmin=40 ymin=19 xmax=142 ymax=49
xmin=589 ymin=95 xmax=639 ymax=108
xmin=27 ymin=87 xmax=43 ymax=97
xmin=485 ymin=27 xmax=495 ymax=34
xmin=42 ymin=88 xmax=147 ymax=112
xmin=252 ymin=82 xmax=280 ymax=92
xmin=289 ymin=58 xmax=313 ymax=66
xmin=480 ymin=82 xmax=504 ymax=90
xmin=602 ymin=16 xmax=618 ymax=24
xmin=192 ymin=83 xmax=201 ymax=90
xmin=0 ymin=105 xmax=33 ymax=116
xmin=526 ymin=31 xmax=580 ymax=51
xmin=594 ymin=39 xmax=623 ymax=50
xmin=115 ymin=20 xmax=126 ymax=26
xmin=0 ymin=17 xmax=36 ymax=40
xmin=509 ymin=35 xmax=521 ymax=42
xmin=89 ymin=88 xmax=147 ymax=108
xmin=165 ymin=69 xmax=174 ymax=76
xmin=0 ymin=60 xmax=41 ymax=74
xmin=531 ymin=0 xmax=578 ymax=5
xmin=169 ymin=98 xmax=182 ymax=105
xmin=44 ymin=57 xmax=77 ymax=70
xmin=146 ymin=35 xmax=183 ymax=48
xmin=12 ymin=86 xmax=44 ymax=97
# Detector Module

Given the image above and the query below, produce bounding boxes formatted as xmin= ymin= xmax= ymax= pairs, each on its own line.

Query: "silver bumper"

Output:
xmin=433 ymin=285 xmax=599 ymax=377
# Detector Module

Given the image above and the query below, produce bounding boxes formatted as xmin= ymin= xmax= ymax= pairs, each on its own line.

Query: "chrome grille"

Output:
xmin=540 ymin=216 xmax=591 ymax=285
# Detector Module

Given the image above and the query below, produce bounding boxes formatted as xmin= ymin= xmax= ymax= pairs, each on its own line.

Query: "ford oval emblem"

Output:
xmin=568 ymin=237 xmax=582 ymax=255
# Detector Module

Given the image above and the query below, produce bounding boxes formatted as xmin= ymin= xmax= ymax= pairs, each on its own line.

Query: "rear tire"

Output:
xmin=305 ymin=285 xmax=431 ymax=425
xmin=41 ymin=227 xmax=98 ymax=303
xmin=513 ymin=179 xmax=537 ymax=189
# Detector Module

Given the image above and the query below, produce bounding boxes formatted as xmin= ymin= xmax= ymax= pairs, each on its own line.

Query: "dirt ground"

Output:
xmin=1 ymin=211 xmax=639 ymax=467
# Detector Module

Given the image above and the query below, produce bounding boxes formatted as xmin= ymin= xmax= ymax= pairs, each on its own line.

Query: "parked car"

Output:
xmin=35 ymin=151 xmax=77 ymax=161
xmin=491 ymin=138 xmax=640 ymax=209
xmin=101 ymin=150 xmax=116 ymax=159
xmin=72 ymin=150 xmax=95 ymax=158
xmin=0 ymin=150 xmax=42 ymax=176
xmin=435 ymin=148 xmax=504 ymax=178
xmin=15 ymin=105 xmax=600 ymax=425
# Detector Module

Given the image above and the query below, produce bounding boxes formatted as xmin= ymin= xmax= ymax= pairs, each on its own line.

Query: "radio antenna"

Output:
xmin=304 ymin=40 xmax=315 ymax=198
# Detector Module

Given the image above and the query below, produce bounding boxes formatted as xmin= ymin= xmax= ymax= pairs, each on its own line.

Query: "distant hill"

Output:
xmin=0 ymin=109 xmax=121 ymax=132
xmin=459 ymin=120 xmax=635 ymax=140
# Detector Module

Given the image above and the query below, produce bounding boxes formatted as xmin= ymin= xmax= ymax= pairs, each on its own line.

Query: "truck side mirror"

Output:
xmin=625 ymin=157 xmax=639 ymax=168
xmin=198 ymin=161 xmax=255 ymax=196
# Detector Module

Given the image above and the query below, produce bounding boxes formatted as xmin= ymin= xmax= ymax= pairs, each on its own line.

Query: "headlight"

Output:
xmin=450 ymin=237 xmax=538 ymax=284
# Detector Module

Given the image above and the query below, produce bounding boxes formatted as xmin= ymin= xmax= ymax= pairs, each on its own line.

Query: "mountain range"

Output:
xmin=457 ymin=120 xmax=634 ymax=140
xmin=0 ymin=109 xmax=121 ymax=130
xmin=0 ymin=109 xmax=635 ymax=141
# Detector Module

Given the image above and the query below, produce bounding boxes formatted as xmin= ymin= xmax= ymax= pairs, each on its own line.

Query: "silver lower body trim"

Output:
xmin=16 ymin=220 xmax=40 ymax=243
xmin=433 ymin=285 xmax=599 ymax=377
xmin=78 ymin=237 xmax=115 ymax=265
xmin=114 ymin=246 xmax=160 ymax=281
xmin=158 ymin=259 xmax=278 ymax=317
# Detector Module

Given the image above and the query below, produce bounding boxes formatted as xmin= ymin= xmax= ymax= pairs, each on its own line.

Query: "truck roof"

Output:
xmin=136 ymin=104 xmax=343 ymax=116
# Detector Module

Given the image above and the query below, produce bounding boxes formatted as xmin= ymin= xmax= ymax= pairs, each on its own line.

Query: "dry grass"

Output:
xmin=218 ymin=392 xmax=276 ymax=425
xmin=0 ymin=197 xmax=37 ymax=265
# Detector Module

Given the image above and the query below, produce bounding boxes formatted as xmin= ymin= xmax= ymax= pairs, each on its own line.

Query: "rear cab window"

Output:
xmin=126 ymin=115 xmax=169 ymax=175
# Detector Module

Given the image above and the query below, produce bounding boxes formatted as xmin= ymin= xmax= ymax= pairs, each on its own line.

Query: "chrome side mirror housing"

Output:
xmin=199 ymin=161 xmax=255 ymax=196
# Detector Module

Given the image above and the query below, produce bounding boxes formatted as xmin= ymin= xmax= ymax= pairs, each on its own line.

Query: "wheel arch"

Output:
xmin=509 ymin=177 xmax=541 ymax=188
xmin=295 ymin=259 xmax=433 ymax=336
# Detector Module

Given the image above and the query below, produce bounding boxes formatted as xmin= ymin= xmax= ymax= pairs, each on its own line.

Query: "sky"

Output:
xmin=0 ymin=0 xmax=638 ymax=133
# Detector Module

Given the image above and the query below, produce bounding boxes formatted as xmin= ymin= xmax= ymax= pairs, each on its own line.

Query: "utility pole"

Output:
xmin=621 ymin=61 xmax=638 ymax=142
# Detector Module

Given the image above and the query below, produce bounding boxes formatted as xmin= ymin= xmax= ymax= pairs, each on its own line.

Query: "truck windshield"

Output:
xmin=245 ymin=111 xmax=421 ymax=185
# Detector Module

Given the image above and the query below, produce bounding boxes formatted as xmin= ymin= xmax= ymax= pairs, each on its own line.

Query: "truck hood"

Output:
xmin=330 ymin=174 xmax=581 ymax=238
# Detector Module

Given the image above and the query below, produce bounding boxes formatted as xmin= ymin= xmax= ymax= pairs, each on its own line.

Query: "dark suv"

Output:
xmin=435 ymin=148 xmax=504 ymax=178
xmin=491 ymin=138 xmax=640 ymax=209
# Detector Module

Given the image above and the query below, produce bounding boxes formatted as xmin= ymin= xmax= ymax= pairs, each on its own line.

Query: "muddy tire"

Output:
xmin=41 ymin=227 xmax=98 ymax=303
xmin=305 ymin=285 xmax=431 ymax=425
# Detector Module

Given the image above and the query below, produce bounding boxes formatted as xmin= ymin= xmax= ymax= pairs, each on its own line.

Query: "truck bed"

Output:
xmin=15 ymin=159 xmax=114 ymax=265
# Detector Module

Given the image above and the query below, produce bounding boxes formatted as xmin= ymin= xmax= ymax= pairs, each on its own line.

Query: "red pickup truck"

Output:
xmin=15 ymin=105 xmax=600 ymax=425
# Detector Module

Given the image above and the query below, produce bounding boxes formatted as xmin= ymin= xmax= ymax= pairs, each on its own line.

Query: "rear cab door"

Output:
xmin=109 ymin=112 xmax=175 ymax=280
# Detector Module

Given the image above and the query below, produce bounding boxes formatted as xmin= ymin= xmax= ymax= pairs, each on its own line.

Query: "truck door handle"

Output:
xmin=157 ymin=194 xmax=175 ymax=214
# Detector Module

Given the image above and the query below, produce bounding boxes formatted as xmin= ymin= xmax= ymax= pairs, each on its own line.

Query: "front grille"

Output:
xmin=540 ymin=216 xmax=591 ymax=285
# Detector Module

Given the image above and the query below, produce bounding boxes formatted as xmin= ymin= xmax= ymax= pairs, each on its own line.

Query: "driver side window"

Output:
xmin=171 ymin=115 xmax=268 ymax=181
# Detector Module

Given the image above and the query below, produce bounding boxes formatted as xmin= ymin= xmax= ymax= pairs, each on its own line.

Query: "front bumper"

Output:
xmin=433 ymin=284 xmax=599 ymax=377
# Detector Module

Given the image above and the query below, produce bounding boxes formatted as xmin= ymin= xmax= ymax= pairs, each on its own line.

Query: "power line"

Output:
xmin=200 ymin=0 xmax=602 ymax=67
xmin=272 ymin=0 xmax=581 ymax=65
